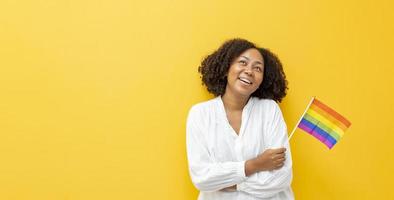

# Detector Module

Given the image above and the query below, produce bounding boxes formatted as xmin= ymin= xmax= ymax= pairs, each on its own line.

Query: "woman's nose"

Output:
xmin=244 ymin=65 xmax=253 ymax=75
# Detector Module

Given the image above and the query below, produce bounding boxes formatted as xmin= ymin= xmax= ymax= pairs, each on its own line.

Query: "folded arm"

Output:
xmin=186 ymin=107 xmax=247 ymax=192
xmin=236 ymin=102 xmax=293 ymax=198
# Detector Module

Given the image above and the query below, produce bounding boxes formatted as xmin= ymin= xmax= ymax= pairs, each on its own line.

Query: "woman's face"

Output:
xmin=225 ymin=48 xmax=264 ymax=98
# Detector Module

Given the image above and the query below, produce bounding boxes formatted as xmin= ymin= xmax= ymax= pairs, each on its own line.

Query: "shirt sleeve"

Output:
xmin=236 ymin=101 xmax=293 ymax=198
xmin=186 ymin=105 xmax=248 ymax=192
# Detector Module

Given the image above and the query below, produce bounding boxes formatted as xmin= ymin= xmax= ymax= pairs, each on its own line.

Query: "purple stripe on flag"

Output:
xmin=324 ymin=140 xmax=334 ymax=149
xmin=311 ymin=129 xmax=326 ymax=142
xmin=298 ymin=119 xmax=338 ymax=149
xmin=298 ymin=122 xmax=312 ymax=133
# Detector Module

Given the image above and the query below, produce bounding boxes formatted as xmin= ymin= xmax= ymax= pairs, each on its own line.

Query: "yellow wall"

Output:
xmin=1 ymin=0 xmax=393 ymax=199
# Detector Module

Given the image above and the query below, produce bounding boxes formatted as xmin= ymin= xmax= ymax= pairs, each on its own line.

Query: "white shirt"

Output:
xmin=186 ymin=96 xmax=294 ymax=200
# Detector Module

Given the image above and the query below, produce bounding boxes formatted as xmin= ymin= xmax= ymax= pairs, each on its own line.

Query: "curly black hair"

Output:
xmin=198 ymin=38 xmax=288 ymax=102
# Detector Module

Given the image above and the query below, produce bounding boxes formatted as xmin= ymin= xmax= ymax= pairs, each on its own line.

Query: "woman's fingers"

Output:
xmin=276 ymin=157 xmax=286 ymax=163
xmin=275 ymin=162 xmax=285 ymax=169
xmin=272 ymin=148 xmax=286 ymax=154
xmin=257 ymin=148 xmax=287 ymax=171
xmin=272 ymin=153 xmax=285 ymax=160
xmin=273 ymin=154 xmax=286 ymax=169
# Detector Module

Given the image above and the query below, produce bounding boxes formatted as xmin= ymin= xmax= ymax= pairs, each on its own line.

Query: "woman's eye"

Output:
xmin=239 ymin=60 xmax=247 ymax=65
xmin=254 ymin=67 xmax=262 ymax=72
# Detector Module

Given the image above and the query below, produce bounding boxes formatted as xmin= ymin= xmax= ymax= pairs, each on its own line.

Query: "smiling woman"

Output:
xmin=186 ymin=38 xmax=293 ymax=200
xmin=199 ymin=39 xmax=288 ymax=102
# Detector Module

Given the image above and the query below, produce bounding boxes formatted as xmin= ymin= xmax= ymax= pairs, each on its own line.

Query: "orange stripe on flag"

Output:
xmin=313 ymin=98 xmax=351 ymax=128
xmin=309 ymin=104 xmax=349 ymax=131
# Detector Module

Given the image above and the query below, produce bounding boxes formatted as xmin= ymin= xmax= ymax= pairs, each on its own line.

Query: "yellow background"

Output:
xmin=1 ymin=0 xmax=393 ymax=199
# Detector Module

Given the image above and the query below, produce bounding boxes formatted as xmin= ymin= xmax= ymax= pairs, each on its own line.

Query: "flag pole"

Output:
xmin=288 ymin=96 xmax=316 ymax=141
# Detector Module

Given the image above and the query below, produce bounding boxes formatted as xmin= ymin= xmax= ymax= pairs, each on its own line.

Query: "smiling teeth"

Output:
xmin=239 ymin=78 xmax=252 ymax=84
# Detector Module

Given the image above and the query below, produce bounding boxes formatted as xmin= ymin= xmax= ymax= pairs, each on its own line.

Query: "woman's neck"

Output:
xmin=221 ymin=90 xmax=250 ymax=111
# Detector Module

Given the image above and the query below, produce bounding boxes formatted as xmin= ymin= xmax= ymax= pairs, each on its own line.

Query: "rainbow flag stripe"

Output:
xmin=297 ymin=98 xmax=351 ymax=149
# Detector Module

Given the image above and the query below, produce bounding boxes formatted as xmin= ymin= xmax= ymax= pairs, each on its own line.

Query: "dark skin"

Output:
xmin=219 ymin=48 xmax=286 ymax=192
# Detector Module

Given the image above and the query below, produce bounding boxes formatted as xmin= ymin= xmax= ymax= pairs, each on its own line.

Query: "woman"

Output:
xmin=186 ymin=38 xmax=294 ymax=200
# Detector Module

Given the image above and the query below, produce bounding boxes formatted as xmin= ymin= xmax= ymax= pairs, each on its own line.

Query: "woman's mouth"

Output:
xmin=238 ymin=77 xmax=252 ymax=85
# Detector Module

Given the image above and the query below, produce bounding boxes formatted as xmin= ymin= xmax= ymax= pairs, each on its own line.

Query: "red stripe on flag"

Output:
xmin=312 ymin=98 xmax=352 ymax=128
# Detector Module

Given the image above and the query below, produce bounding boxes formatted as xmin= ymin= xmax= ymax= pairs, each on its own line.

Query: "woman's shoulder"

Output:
xmin=252 ymin=97 xmax=279 ymax=110
xmin=252 ymin=97 xmax=285 ymax=124
xmin=187 ymin=97 xmax=220 ymax=117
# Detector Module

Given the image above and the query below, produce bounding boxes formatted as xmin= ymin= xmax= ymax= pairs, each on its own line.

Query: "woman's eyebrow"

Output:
xmin=254 ymin=60 xmax=263 ymax=65
xmin=240 ymin=56 xmax=250 ymax=60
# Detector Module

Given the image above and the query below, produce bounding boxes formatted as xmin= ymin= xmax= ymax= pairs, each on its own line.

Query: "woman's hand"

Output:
xmin=245 ymin=148 xmax=286 ymax=176
xmin=221 ymin=149 xmax=286 ymax=191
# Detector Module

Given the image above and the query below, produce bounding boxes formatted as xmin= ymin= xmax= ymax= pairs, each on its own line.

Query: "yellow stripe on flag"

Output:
xmin=306 ymin=109 xmax=346 ymax=137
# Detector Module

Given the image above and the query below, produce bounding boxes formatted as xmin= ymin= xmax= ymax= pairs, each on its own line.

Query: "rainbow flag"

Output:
xmin=297 ymin=97 xmax=351 ymax=149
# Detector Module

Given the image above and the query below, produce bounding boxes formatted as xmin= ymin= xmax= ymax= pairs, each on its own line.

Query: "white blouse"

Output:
xmin=186 ymin=96 xmax=294 ymax=200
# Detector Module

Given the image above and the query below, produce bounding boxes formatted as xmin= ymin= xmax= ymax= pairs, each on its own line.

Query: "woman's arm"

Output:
xmin=235 ymin=101 xmax=293 ymax=198
xmin=236 ymin=148 xmax=292 ymax=198
xmin=220 ymin=147 xmax=287 ymax=191
xmin=186 ymin=106 xmax=248 ymax=192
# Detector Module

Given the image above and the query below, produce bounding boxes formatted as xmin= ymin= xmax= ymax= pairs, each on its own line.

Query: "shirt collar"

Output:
xmin=215 ymin=95 xmax=255 ymax=123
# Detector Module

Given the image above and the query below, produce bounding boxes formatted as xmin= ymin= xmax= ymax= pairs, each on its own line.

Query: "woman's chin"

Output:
xmin=234 ymin=87 xmax=255 ymax=98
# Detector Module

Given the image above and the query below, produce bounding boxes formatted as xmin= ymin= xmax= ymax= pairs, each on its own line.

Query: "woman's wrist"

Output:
xmin=245 ymin=159 xmax=257 ymax=176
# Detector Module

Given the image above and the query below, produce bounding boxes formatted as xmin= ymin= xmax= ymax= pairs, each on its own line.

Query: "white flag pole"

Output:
xmin=288 ymin=96 xmax=316 ymax=141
